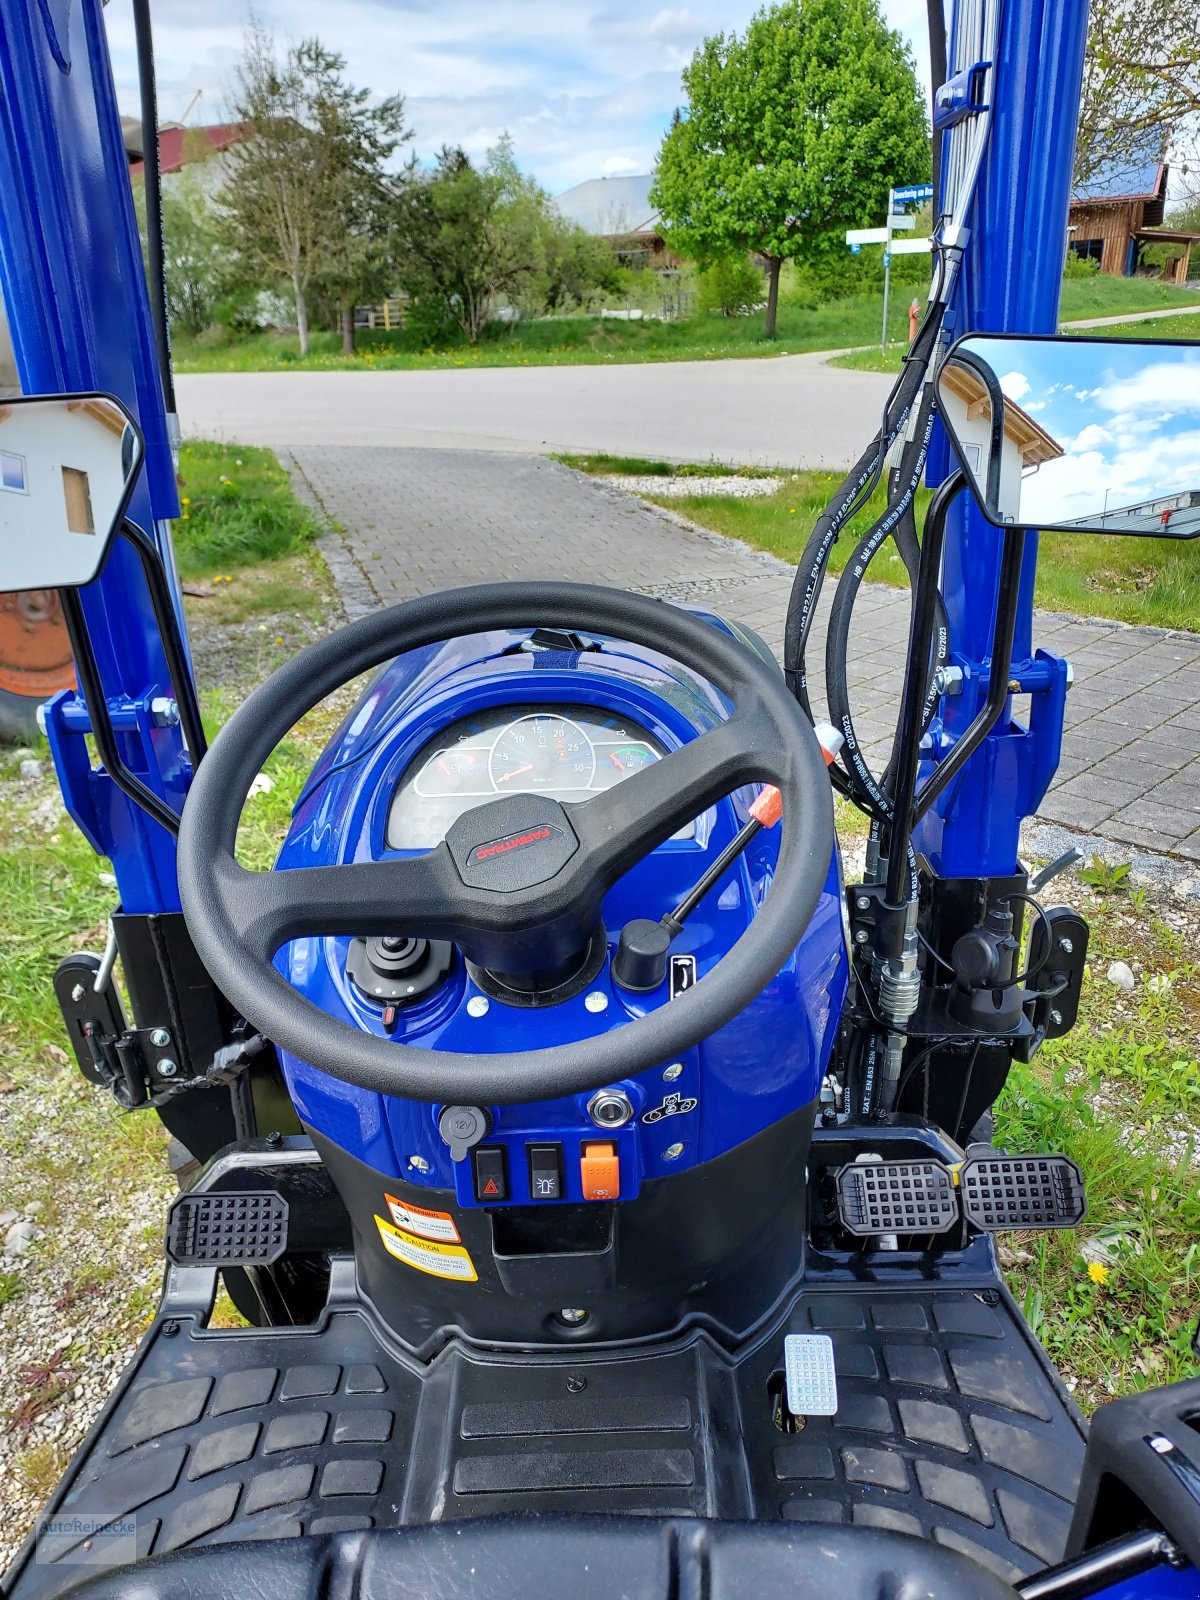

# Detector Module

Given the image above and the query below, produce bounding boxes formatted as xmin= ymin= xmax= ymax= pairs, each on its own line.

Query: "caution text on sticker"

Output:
xmin=374 ymin=1215 xmax=478 ymax=1282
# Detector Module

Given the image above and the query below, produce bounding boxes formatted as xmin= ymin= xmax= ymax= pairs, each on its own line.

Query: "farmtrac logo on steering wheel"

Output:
xmin=469 ymin=824 xmax=562 ymax=866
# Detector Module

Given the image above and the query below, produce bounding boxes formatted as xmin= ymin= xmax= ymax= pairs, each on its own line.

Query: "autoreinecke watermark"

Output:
xmin=36 ymin=1510 xmax=139 ymax=1565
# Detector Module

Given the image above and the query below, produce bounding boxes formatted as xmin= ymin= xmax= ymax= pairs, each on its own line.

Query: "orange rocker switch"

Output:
xmin=580 ymin=1141 xmax=620 ymax=1201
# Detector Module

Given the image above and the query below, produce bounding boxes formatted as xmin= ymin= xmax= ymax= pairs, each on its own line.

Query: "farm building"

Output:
xmin=1068 ymin=156 xmax=1199 ymax=283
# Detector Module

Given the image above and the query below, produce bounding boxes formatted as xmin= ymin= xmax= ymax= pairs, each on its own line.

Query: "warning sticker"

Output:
xmin=374 ymin=1215 xmax=477 ymax=1282
xmin=384 ymin=1194 xmax=461 ymax=1243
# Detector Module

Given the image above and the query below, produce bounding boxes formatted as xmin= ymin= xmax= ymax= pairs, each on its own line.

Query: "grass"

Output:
xmin=1084 ymin=310 xmax=1200 ymax=342
xmin=175 ymin=274 xmax=1200 ymax=376
xmin=173 ymin=290 xmax=936 ymax=374
xmin=173 ymin=441 xmax=322 ymax=579
xmin=828 ymin=276 xmax=1200 ymax=373
xmin=575 ymin=456 xmax=1200 ymax=632
xmin=993 ymin=885 xmax=1200 ymax=1407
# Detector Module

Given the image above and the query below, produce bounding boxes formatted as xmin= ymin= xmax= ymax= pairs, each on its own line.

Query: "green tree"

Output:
xmin=217 ymin=29 xmax=408 ymax=355
xmin=392 ymin=136 xmax=616 ymax=341
xmin=651 ymin=0 xmax=929 ymax=337
xmin=1076 ymin=0 xmax=1200 ymax=187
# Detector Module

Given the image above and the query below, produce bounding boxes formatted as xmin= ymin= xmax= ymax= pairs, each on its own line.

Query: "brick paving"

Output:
xmin=288 ymin=447 xmax=1200 ymax=861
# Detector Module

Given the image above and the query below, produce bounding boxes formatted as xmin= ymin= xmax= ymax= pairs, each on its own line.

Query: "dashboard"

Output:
xmin=386 ymin=702 xmax=695 ymax=850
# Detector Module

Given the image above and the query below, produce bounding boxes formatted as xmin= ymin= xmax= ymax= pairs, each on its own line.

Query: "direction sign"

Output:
xmin=889 ymin=238 xmax=933 ymax=255
xmin=845 ymin=219 xmax=914 ymax=246
xmin=893 ymin=183 xmax=934 ymax=204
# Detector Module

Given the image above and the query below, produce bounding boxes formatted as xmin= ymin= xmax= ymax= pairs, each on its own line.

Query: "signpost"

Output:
xmin=846 ymin=184 xmax=934 ymax=356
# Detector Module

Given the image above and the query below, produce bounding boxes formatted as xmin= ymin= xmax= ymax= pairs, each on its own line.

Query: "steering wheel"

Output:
xmin=178 ymin=583 xmax=835 ymax=1105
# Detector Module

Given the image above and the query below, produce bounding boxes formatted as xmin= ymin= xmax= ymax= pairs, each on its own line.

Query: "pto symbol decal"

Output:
xmin=669 ymin=954 xmax=697 ymax=998
xmin=642 ymin=1091 xmax=698 ymax=1124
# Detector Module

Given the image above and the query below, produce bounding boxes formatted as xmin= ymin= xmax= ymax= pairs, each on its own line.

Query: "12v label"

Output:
xmin=375 ymin=1215 xmax=477 ymax=1281
xmin=384 ymin=1193 xmax=461 ymax=1243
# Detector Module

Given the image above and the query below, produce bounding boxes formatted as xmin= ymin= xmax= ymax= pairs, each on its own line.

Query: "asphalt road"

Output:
xmin=175 ymin=351 xmax=894 ymax=469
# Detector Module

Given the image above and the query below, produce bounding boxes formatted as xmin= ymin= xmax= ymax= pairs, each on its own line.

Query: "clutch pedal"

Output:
xmin=167 ymin=1190 xmax=289 ymax=1267
xmin=959 ymin=1151 xmax=1086 ymax=1230
xmin=835 ymin=1158 xmax=959 ymax=1236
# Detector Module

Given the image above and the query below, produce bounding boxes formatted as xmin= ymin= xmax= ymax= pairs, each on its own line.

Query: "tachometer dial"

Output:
xmin=489 ymin=714 xmax=595 ymax=792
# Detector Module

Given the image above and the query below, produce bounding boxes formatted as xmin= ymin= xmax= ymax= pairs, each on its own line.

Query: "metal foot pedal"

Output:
xmin=960 ymin=1151 xmax=1086 ymax=1230
xmin=167 ymin=1190 xmax=289 ymax=1266
xmin=835 ymin=1158 xmax=959 ymax=1236
xmin=784 ymin=1334 xmax=839 ymax=1417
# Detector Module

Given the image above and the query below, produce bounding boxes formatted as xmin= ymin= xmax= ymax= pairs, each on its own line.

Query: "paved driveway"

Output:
xmin=290 ymin=447 xmax=1200 ymax=861
xmin=177 ymin=352 xmax=893 ymax=469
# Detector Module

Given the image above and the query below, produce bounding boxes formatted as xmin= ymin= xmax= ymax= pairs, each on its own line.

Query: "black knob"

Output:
xmin=613 ymin=919 xmax=671 ymax=993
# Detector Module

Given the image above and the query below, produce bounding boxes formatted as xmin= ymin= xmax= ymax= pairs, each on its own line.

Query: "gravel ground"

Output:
xmin=602 ymin=473 xmax=784 ymax=498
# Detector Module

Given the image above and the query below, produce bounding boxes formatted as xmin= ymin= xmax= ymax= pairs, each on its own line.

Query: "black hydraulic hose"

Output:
xmin=132 ymin=0 xmax=176 ymax=415
xmin=884 ymin=472 xmax=967 ymax=905
xmin=823 ymin=399 xmax=944 ymax=820
xmin=782 ymin=291 xmax=945 ymax=711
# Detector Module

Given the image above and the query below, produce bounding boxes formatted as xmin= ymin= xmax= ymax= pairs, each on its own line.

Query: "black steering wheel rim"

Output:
xmin=178 ymin=582 xmax=835 ymax=1105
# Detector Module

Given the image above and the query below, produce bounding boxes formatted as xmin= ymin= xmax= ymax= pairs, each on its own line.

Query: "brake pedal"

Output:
xmin=835 ymin=1158 xmax=959 ymax=1236
xmin=167 ymin=1191 xmax=289 ymax=1267
xmin=959 ymin=1151 xmax=1086 ymax=1231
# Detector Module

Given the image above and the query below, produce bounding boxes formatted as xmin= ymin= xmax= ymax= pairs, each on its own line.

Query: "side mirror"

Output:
xmin=0 ymin=393 xmax=144 ymax=588
xmin=934 ymin=334 xmax=1200 ymax=538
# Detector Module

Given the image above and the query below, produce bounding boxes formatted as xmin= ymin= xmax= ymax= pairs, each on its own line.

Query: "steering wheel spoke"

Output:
xmin=217 ymin=848 xmax=462 ymax=963
xmin=568 ymin=712 xmax=774 ymax=882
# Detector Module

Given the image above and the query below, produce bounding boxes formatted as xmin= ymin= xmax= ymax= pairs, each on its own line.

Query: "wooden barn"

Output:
xmin=1069 ymin=156 xmax=1199 ymax=283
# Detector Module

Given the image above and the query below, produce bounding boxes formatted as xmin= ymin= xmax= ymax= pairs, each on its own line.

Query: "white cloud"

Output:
xmin=999 ymin=370 xmax=1030 ymax=401
xmin=105 ymin=0 xmax=930 ymax=193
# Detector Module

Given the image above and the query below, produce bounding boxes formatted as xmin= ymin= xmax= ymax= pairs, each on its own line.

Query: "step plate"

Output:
xmin=959 ymin=1154 xmax=1086 ymax=1231
xmin=835 ymin=1159 xmax=959 ymax=1236
xmin=166 ymin=1191 xmax=289 ymax=1267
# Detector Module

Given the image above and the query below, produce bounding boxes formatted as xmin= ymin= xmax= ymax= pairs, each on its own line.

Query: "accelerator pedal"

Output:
xmin=959 ymin=1150 xmax=1086 ymax=1231
xmin=167 ymin=1190 xmax=289 ymax=1267
xmin=835 ymin=1158 xmax=959 ymax=1236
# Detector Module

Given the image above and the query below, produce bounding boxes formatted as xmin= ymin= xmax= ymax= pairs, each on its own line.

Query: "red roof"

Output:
xmin=128 ymin=123 xmax=247 ymax=180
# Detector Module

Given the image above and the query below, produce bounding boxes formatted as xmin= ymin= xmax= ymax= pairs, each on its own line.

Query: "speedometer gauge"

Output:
xmin=490 ymin=714 xmax=595 ymax=791
xmin=386 ymin=703 xmax=696 ymax=849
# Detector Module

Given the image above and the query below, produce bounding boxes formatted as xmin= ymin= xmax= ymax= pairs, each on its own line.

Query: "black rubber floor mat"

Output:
xmin=6 ymin=1276 xmax=1084 ymax=1597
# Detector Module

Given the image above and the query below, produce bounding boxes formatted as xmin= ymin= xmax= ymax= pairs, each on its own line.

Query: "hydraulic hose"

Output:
xmin=823 ymin=393 xmax=947 ymax=822
xmin=132 ymin=0 xmax=176 ymax=416
xmin=782 ymin=279 xmax=948 ymax=741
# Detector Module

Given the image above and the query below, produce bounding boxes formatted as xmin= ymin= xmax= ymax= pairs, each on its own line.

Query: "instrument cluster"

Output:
xmin=386 ymin=702 xmax=693 ymax=850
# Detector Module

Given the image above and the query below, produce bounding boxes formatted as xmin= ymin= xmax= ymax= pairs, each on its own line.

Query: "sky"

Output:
xmin=103 ymin=0 xmax=930 ymax=195
xmin=972 ymin=340 xmax=1200 ymax=528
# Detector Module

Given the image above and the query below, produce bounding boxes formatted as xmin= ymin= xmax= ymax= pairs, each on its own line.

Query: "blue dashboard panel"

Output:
xmin=275 ymin=620 xmax=847 ymax=1201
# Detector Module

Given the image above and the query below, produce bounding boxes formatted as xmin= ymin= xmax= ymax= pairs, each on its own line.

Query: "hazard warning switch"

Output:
xmin=473 ymin=1146 xmax=508 ymax=1203
xmin=580 ymin=1142 xmax=620 ymax=1201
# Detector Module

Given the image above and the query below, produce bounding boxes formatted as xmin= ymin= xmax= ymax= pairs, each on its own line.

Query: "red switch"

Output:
xmin=580 ymin=1142 xmax=620 ymax=1201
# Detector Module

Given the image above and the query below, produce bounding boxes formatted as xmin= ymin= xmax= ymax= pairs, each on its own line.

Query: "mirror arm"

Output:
xmin=910 ymin=521 xmax=1026 ymax=829
xmin=59 ymin=586 xmax=182 ymax=837
xmin=118 ymin=520 xmax=207 ymax=767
